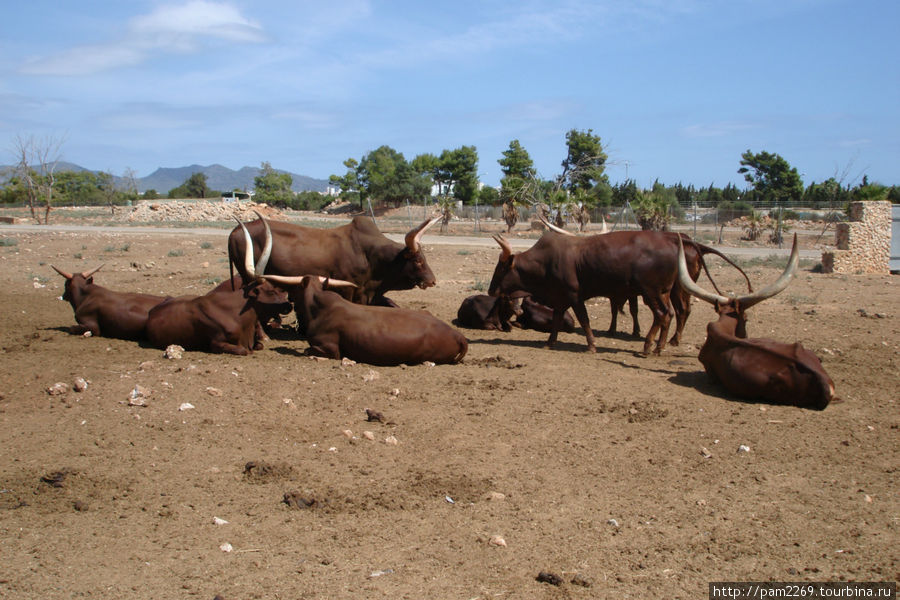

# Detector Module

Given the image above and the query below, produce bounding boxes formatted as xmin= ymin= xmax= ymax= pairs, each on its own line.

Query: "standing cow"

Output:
xmin=676 ymin=234 xmax=835 ymax=409
xmin=227 ymin=213 xmax=442 ymax=306
xmin=263 ymin=274 xmax=468 ymax=366
xmin=489 ymin=230 xmax=688 ymax=355
xmin=51 ymin=264 xmax=170 ymax=340
xmin=537 ymin=214 xmax=751 ymax=345
xmin=145 ymin=217 xmax=291 ymax=355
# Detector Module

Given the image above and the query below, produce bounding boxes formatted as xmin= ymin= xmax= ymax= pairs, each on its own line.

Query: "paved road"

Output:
xmin=0 ymin=223 xmax=822 ymax=259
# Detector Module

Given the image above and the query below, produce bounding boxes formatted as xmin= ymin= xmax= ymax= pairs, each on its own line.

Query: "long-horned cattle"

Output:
xmin=227 ymin=213 xmax=442 ymax=310
xmin=537 ymin=214 xmax=751 ymax=345
xmin=455 ymin=294 xmax=520 ymax=331
xmin=677 ymin=234 xmax=835 ymax=409
xmin=263 ymin=274 xmax=468 ymax=366
xmin=51 ymin=264 xmax=170 ymax=340
xmin=145 ymin=217 xmax=291 ymax=355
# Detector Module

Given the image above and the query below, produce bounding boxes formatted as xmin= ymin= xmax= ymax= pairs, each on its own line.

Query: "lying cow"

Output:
xmin=455 ymin=294 xmax=520 ymax=331
xmin=145 ymin=217 xmax=291 ymax=355
xmin=264 ymin=274 xmax=468 ymax=366
xmin=51 ymin=264 xmax=170 ymax=340
xmin=677 ymin=234 xmax=835 ymax=409
xmin=515 ymin=296 xmax=576 ymax=333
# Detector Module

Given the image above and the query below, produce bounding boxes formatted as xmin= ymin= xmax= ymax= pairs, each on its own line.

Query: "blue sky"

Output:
xmin=2 ymin=0 xmax=897 ymax=189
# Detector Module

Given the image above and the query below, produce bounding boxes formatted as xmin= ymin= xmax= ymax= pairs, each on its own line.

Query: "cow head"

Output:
xmin=385 ymin=215 xmax=441 ymax=292
xmin=677 ymin=233 xmax=799 ymax=337
xmin=488 ymin=234 xmax=527 ymax=299
xmin=235 ymin=214 xmax=292 ymax=317
xmin=51 ymin=264 xmax=104 ymax=306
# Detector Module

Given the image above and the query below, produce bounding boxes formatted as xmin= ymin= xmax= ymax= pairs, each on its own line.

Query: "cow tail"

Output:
xmin=227 ymin=237 xmax=237 ymax=291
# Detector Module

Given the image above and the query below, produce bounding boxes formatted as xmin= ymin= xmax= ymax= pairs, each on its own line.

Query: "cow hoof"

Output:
xmin=585 ymin=346 xmax=596 ymax=353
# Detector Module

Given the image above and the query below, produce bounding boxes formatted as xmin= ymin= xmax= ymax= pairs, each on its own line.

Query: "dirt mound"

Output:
xmin=126 ymin=199 xmax=283 ymax=223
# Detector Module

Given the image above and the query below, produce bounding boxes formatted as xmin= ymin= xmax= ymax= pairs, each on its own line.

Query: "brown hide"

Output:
xmin=515 ymin=297 xmax=576 ymax=333
xmin=295 ymin=277 xmax=467 ymax=366
xmin=227 ymin=215 xmax=439 ymax=305
xmin=145 ymin=281 xmax=291 ymax=355
xmin=52 ymin=266 xmax=169 ymax=340
xmin=489 ymin=230 xmax=678 ymax=354
xmin=455 ymin=294 xmax=519 ymax=331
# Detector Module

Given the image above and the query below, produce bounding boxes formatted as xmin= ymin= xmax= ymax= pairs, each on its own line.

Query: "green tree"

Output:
xmin=329 ymin=158 xmax=361 ymax=207
xmin=560 ymin=128 xmax=608 ymax=194
xmin=254 ymin=162 xmax=294 ymax=207
xmin=435 ymin=146 xmax=479 ymax=205
xmin=737 ymin=150 xmax=803 ymax=204
xmin=185 ymin=172 xmax=210 ymax=198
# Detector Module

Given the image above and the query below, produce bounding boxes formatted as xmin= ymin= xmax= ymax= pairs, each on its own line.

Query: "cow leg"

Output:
xmin=641 ymin=295 xmax=674 ymax=356
xmin=607 ymin=298 xmax=620 ymax=334
xmin=570 ymin=302 xmax=596 ymax=353
xmin=669 ymin=291 xmax=690 ymax=346
xmin=306 ymin=343 xmax=341 ymax=360
xmin=628 ymin=296 xmax=640 ymax=337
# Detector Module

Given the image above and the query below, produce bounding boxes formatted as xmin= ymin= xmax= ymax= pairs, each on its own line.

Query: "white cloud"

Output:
xmin=19 ymin=1 xmax=264 ymax=77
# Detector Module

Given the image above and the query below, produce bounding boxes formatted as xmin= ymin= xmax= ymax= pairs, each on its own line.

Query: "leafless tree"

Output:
xmin=12 ymin=134 xmax=66 ymax=224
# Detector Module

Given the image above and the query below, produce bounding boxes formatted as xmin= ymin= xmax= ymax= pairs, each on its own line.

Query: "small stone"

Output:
xmin=536 ymin=571 xmax=563 ymax=586
xmin=219 ymin=543 xmax=233 ymax=553
xmin=164 ymin=344 xmax=184 ymax=359
xmin=570 ymin=573 xmax=592 ymax=588
xmin=700 ymin=447 xmax=713 ymax=459
xmin=362 ymin=431 xmax=375 ymax=441
xmin=213 ymin=517 xmax=228 ymax=525
xmin=384 ymin=435 xmax=399 ymax=446
xmin=423 ymin=361 xmax=436 ymax=367
xmin=488 ymin=491 xmax=506 ymax=501
xmin=179 ymin=403 xmax=195 ymax=411
xmin=864 ymin=494 xmax=873 ymax=503
xmin=205 ymin=387 xmax=222 ymax=397
xmin=342 ymin=429 xmax=354 ymax=439
xmin=489 ymin=535 xmax=507 ymax=547
xmin=389 ymin=388 xmax=400 ymax=396
xmin=341 ymin=357 xmax=356 ymax=366
xmin=362 ymin=369 xmax=379 ymax=382
xmin=72 ymin=377 xmax=88 ymax=392
xmin=47 ymin=382 xmax=68 ymax=396
xmin=737 ymin=444 xmax=751 ymax=453
xmin=607 ymin=518 xmax=619 ymax=528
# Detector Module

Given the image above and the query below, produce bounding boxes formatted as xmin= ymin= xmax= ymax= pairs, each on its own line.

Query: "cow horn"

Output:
xmin=733 ymin=233 xmax=799 ymax=310
xmin=263 ymin=274 xmax=358 ymax=288
xmin=235 ymin=216 xmax=257 ymax=278
xmin=253 ymin=210 xmax=273 ymax=275
xmin=405 ymin=214 xmax=441 ymax=253
xmin=51 ymin=265 xmax=73 ymax=280
xmin=81 ymin=264 xmax=104 ymax=279
xmin=492 ymin=233 xmax=512 ymax=261
xmin=538 ymin=213 xmax=574 ymax=236
xmin=677 ymin=236 xmax=730 ymax=306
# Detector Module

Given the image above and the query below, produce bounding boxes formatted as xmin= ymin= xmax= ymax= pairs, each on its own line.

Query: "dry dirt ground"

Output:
xmin=0 ymin=224 xmax=897 ymax=600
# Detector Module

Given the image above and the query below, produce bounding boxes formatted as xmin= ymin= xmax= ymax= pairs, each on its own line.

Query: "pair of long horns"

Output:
xmin=677 ymin=233 xmax=798 ymax=311
xmin=404 ymin=213 xmax=442 ymax=253
xmin=51 ymin=264 xmax=103 ymax=280
xmin=262 ymin=274 xmax=357 ymax=288
xmin=235 ymin=210 xmax=273 ymax=278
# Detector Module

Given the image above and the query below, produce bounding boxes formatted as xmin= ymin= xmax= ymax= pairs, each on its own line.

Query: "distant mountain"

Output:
xmin=136 ymin=163 xmax=329 ymax=194
xmin=0 ymin=162 xmax=329 ymax=194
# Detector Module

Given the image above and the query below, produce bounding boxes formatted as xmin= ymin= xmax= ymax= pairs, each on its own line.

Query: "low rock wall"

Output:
xmin=821 ymin=201 xmax=891 ymax=274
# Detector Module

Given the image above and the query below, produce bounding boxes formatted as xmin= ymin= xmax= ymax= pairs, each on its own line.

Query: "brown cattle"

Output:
xmin=51 ymin=264 xmax=170 ymax=340
xmin=677 ymin=234 xmax=835 ymax=409
xmin=514 ymin=296 xmax=576 ymax=333
xmin=538 ymin=214 xmax=751 ymax=344
xmin=489 ymin=229 xmax=699 ymax=354
xmin=264 ymin=274 xmax=468 ymax=366
xmin=455 ymin=294 xmax=520 ymax=331
xmin=227 ymin=213 xmax=441 ymax=306
xmin=145 ymin=217 xmax=291 ymax=355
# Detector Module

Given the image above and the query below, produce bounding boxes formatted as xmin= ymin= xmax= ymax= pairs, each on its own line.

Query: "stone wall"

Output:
xmin=821 ymin=201 xmax=891 ymax=274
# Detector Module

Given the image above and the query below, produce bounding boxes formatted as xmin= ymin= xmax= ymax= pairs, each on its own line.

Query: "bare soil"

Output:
xmin=0 ymin=224 xmax=897 ymax=600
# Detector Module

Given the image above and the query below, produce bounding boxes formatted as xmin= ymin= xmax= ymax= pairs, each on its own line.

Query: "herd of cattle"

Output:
xmin=49 ymin=211 xmax=835 ymax=410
